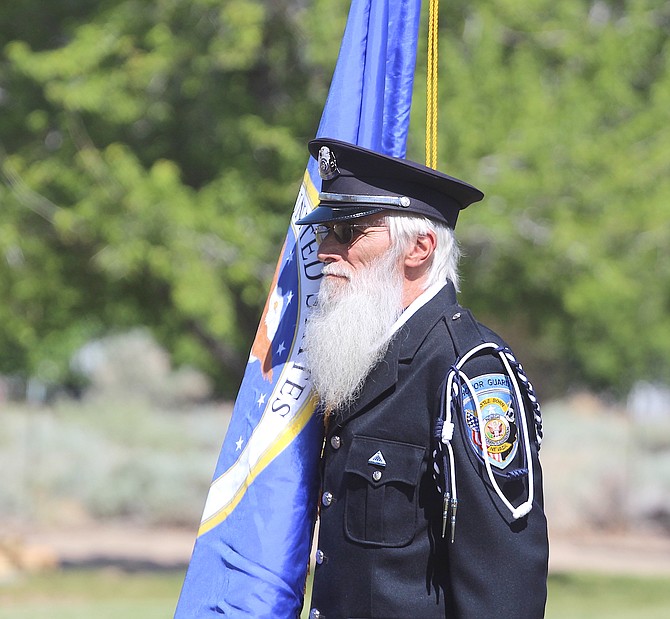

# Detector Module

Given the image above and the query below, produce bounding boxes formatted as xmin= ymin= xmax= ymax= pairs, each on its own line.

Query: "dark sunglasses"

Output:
xmin=314 ymin=222 xmax=386 ymax=245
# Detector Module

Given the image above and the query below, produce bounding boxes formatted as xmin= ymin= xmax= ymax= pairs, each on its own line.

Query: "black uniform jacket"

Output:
xmin=309 ymin=284 xmax=549 ymax=619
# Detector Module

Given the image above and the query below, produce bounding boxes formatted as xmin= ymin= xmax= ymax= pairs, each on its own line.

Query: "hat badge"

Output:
xmin=318 ymin=146 xmax=339 ymax=180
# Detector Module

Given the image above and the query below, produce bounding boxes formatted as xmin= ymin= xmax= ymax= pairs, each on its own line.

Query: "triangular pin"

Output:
xmin=368 ymin=450 xmax=386 ymax=467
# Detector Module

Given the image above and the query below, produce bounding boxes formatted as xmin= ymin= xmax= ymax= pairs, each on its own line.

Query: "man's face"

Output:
xmin=315 ymin=215 xmax=392 ymax=293
xmin=303 ymin=216 xmax=405 ymax=412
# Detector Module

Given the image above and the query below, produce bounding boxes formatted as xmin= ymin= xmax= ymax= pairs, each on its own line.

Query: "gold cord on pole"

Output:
xmin=425 ymin=0 xmax=439 ymax=170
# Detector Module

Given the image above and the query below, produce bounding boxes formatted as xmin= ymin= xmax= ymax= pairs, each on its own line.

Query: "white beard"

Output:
xmin=302 ymin=251 xmax=405 ymax=414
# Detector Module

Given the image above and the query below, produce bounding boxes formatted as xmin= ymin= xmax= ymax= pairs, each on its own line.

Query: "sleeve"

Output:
xmin=439 ymin=347 xmax=549 ymax=618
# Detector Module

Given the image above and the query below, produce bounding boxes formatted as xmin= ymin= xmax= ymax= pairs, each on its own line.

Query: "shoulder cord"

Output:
xmin=433 ymin=342 xmax=544 ymax=541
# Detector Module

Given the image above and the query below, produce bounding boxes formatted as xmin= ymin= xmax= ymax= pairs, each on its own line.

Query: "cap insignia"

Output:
xmin=318 ymin=146 xmax=339 ymax=180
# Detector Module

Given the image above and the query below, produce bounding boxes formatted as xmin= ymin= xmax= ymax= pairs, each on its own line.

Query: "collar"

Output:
xmin=388 ymin=281 xmax=448 ymax=339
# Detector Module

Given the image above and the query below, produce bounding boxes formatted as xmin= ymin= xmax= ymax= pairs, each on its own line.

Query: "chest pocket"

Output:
xmin=344 ymin=435 xmax=426 ymax=547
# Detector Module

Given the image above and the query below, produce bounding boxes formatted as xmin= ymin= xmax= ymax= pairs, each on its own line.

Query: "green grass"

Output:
xmin=2 ymin=569 xmax=670 ymax=618
xmin=546 ymin=572 xmax=670 ymax=619
xmin=0 ymin=568 xmax=186 ymax=619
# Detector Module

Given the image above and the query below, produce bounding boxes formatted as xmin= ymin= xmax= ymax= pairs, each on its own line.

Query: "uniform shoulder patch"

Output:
xmin=462 ymin=373 xmax=519 ymax=470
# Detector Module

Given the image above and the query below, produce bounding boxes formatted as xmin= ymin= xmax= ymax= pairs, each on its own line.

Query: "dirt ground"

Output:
xmin=15 ymin=524 xmax=670 ymax=576
xmin=547 ymin=529 xmax=670 ymax=575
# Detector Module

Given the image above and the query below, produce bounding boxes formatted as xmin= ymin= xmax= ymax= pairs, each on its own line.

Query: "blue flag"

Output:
xmin=175 ymin=1 xmax=421 ymax=616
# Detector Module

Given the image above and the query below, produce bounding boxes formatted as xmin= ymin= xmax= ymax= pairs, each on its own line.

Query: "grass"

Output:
xmin=1 ymin=569 xmax=670 ymax=618
xmin=0 ymin=568 xmax=186 ymax=619
xmin=546 ymin=572 xmax=670 ymax=619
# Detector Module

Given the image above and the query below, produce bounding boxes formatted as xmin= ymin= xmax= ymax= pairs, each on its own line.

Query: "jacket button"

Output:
xmin=315 ymin=549 xmax=325 ymax=564
xmin=309 ymin=609 xmax=324 ymax=619
xmin=321 ymin=491 xmax=333 ymax=507
xmin=330 ymin=435 xmax=342 ymax=450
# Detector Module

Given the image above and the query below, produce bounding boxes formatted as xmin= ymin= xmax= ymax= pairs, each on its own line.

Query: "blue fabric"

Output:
xmin=174 ymin=1 xmax=421 ymax=616
xmin=315 ymin=0 xmax=420 ymax=158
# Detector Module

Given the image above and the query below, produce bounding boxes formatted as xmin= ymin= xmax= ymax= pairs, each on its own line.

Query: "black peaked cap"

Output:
xmin=296 ymin=138 xmax=484 ymax=229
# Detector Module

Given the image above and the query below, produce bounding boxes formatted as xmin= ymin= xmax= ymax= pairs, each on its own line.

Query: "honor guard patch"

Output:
xmin=462 ymin=373 xmax=519 ymax=470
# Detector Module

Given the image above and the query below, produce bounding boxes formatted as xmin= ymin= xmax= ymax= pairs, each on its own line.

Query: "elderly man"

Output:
xmin=298 ymin=139 xmax=549 ymax=619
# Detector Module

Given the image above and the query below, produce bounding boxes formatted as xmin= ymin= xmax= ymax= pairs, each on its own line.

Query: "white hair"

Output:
xmin=385 ymin=212 xmax=461 ymax=291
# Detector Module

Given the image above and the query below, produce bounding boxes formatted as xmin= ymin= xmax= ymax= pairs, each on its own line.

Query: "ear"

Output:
xmin=404 ymin=230 xmax=437 ymax=270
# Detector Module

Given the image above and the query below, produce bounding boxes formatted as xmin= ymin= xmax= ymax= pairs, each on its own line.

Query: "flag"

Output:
xmin=175 ymin=1 xmax=421 ymax=616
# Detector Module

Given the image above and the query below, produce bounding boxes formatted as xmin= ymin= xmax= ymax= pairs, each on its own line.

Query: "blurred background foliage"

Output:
xmin=0 ymin=0 xmax=668 ymax=399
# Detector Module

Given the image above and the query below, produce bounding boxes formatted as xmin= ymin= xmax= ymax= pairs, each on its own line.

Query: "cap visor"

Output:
xmin=296 ymin=205 xmax=384 ymax=225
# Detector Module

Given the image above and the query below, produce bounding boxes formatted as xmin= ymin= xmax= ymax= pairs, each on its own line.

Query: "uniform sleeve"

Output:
xmin=439 ymin=355 xmax=549 ymax=618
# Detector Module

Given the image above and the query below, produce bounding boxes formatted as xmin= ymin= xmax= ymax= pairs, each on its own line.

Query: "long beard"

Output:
xmin=302 ymin=252 xmax=404 ymax=413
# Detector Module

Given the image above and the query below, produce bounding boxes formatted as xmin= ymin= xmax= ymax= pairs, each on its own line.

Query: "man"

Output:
xmin=297 ymin=138 xmax=549 ymax=618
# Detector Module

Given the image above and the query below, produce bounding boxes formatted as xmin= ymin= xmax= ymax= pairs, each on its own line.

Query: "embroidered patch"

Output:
xmin=462 ymin=373 xmax=518 ymax=470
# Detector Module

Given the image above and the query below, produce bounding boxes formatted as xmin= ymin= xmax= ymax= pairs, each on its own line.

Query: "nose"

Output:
xmin=316 ymin=233 xmax=345 ymax=264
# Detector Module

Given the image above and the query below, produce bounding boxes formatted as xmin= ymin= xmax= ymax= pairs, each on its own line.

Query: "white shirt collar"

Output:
xmin=388 ymin=281 xmax=447 ymax=338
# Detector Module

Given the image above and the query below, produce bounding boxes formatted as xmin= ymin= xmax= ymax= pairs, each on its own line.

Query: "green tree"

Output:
xmin=409 ymin=0 xmax=670 ymax=395
xmin=0 ymin=0 xmax=342 ymax=394
xmin=1 ymin=0 xmax=669 ymax=398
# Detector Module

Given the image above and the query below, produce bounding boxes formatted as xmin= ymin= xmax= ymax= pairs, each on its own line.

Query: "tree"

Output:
xmin=0 ymin=0 xmax=342 ymax=394
xmin=408 ymin=0 xmax=670 ymax=395
xmin=1 ymin=0 xmax=669 ymax=398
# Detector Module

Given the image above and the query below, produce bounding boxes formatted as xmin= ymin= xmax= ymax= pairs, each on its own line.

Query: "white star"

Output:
xmin=286 ymin=250 xmax=294 ymax=264
xmin=276 ymin=341 xmax=286 ymax=356
xmin=286 ymin=290 xmax=294 ymax=305
xmin=257 ymin=392 xmax=266 ymax=406
xmin=235 ymin=436 xmax=244 ymax=451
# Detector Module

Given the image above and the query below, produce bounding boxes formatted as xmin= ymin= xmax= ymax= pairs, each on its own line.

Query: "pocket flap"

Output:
xmin=345 ymin=435 xmax=425 ymax=487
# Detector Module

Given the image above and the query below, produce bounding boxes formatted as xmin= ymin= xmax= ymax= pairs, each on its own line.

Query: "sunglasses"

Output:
xmin=313 ymin=222 xmax=386 ymax=245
